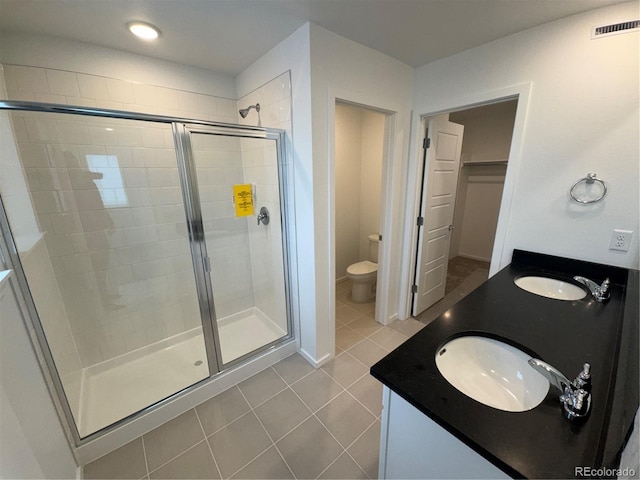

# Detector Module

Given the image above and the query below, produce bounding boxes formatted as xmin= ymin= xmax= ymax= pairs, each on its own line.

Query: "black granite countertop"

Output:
xmin=371 ymin=250 xmax=639 ymax=479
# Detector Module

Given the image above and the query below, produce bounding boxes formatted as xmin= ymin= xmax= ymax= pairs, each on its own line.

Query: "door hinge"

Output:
xmin=378 ymin=234 xmax=382 ymax=241
xmin=417 ymin=217 xmax=424 ymax=226
xmin=412 ymin=285 xmax=418 ymax=294
xmin=423 ymin=137 xmax=431 ymax=149
xmin=203 ymin=256 xmax=211 ymax=273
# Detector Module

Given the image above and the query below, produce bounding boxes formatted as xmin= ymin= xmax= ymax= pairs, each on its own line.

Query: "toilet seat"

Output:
xmin=347 ymin=260 xmax=377 ymax=276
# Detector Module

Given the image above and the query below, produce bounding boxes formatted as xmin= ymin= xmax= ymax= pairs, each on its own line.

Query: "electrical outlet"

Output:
xmin=609 ymin=229 xmax=633 ymax=252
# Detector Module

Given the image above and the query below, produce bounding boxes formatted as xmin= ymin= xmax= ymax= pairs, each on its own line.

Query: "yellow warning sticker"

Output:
xmin=233 ymin=184 xmax=254 ymax=217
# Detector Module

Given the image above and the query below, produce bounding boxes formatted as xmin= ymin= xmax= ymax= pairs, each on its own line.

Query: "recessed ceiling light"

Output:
xmin=127 ymin=21 xmax=160 ymax=40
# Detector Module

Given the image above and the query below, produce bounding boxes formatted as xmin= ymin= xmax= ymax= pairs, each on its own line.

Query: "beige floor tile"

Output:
xmin=336 ymin=280 xmax=351 ymax=294
xmin=195 ymin=386 xmax=250 ymax=435
xmin=316 ymin=392 xmax=376 ymax=447
xmin=290 ymin=369 xmax=343 ymax=412
xmin=254 ymin=388 xmax=312 ymax=441
xmin=272 ymin=353 xmax=315 ymax=385
xmin=347 ymin=421 xmax=381 ymax=479
xmin=276 ymin=416 xmax=343 ymax=479
xmin=389 ymin=317 xmax=426 ymax=338
xmin=349 ymin=300 xmax=376 ymax=317
xmin=321 ymin=351 xmax=368 ymax=388
xmin=336 ymin=326 xmax=365 ymax=350
xmin=208 ymin=412 xmax=272 ymax=478
xmin=230 ymin=447 xmax=294 ymax=479
xmin=348 ymin=375 xmax=383 ymax=417
xmin=149 ymin=441 xmax=219 ymax=479
xmin=83 ymin=438 xmax=147 ymax=480
xmin=368 ymin=327 xmax=408 ymax=351
xmin=336 ymin=304 xmax=363 ymax=326
xmin=347 ymin=338 xmax=389 ymax=367
xmin=143 ymin=410 xmax=205 ymax=472
xmin=347 ymin=316 xmax=384 ymax=337
xmin=319 ymin=452 xmax=369 ymax=479
xmin=238 ymin=367 xmax=287 ymax=407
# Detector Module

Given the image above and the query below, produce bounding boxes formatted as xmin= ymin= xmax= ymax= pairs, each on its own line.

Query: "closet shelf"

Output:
xmin=462 ymin=160 xmax=508 ymax=167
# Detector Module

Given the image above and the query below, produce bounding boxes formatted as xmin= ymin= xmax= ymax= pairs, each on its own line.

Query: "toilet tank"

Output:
xmin=368 ymin=233 xmax=380 ymax=263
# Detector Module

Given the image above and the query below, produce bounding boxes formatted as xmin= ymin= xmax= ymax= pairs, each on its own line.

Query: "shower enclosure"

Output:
xmin=0 ymin=102 xmax=292 ymax=441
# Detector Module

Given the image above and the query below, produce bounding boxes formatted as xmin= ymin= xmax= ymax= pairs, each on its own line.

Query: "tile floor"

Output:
xmin=83 ymin=281 xmax=425 ymax=480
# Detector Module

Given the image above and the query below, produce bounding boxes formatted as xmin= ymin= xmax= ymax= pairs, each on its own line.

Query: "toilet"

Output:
xmin=346 ymin=234 xmax=380 ymax=303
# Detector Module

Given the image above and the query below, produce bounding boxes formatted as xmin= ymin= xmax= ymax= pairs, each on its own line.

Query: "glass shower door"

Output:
xmin=1 ymin=110 xmax=211 ymax=438
xmin=186 ymin=127 xmax=290 ymax=365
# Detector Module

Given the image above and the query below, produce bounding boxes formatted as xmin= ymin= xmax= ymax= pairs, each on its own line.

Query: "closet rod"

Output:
xmin=462 ymin=160 xmax=508 ymax=167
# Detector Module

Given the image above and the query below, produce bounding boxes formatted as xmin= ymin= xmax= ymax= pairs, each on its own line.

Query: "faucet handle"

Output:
xmin=595 ymin=278 xmax=610 ymax=302
xmin=573 ymin=363 xmax=591 ymax=392
xmin=562 ymin=388 xmax=591 ymax=420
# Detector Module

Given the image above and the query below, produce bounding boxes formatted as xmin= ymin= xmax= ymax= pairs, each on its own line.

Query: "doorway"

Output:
xmin=334 ymin=102 xmax=385 ymax=328
xmin=412 ymin=100 xmax=518 ymax=321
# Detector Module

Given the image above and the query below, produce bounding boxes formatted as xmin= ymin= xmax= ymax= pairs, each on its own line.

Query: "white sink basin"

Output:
xmin=435 ymin=336 xmax=549 ymax=412
xmin=514 ymin=276 xmax=587 ymax=301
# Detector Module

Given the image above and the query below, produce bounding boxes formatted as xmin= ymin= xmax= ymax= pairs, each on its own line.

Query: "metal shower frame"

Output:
xmin=0 ymin=100 xmax=294 ymax=447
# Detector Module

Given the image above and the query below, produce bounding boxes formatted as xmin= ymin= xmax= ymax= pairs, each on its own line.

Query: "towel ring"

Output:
xmin=569 ymin=173 xmax=607 ymax=204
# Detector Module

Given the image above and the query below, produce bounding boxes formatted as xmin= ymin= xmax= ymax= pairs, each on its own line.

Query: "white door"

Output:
xmin=412 ymin=114 xmax=464 ymax=316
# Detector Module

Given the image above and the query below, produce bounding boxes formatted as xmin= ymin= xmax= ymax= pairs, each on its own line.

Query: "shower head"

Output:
xmin=239 ymin=103 xmax=260 ymax=119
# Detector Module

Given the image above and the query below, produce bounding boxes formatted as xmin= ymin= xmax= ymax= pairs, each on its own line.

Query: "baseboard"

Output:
xmin=297 ymin=348 xmax=332 ymax=368
xmin=457 ymin=253 xmax=491 ymax=263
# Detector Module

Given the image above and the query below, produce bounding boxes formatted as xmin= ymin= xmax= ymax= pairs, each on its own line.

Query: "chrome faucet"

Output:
xmin=528 ymin=359 xmax=592 ymax=421
xmin=573 ymin=276 xmax=610 ymax=302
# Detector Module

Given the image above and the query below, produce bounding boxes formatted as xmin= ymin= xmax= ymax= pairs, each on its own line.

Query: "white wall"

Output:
xmin=411 ymin=2 xmax=639 ymax=275
xmin=450 ymin=101 xmax=517 ymax=163
xmin=310 ymin=24 xmax=414 ymax=355
xmin=335 ymin=103 xmax=363 ymax=279
xmin=359 ymin=110 xmax=384 ymax=260
xmin=237 ymin=23 xmax=413 ymax=364
xmin=235 ymin=24 xmax=315 ymax=363
xmin=449 ymin=101 xmax=516 ymax=261
xmin=0 ymin=266 xmax=78 ymax=479
xmin=335 ymin=104 xmax=385 ymax=279
xmin=335 ymin=104 xmax=384 ymax=279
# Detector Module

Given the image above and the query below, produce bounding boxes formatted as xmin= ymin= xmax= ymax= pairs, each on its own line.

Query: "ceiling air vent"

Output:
xmin=591 ymin=20 xmax=640 ymax=39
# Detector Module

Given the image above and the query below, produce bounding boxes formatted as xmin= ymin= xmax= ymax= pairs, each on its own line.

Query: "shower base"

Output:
xmin=218 ymin=307 xmax=287 ymax=363
xmin=75 ymin=308 xmax=286 ymax=438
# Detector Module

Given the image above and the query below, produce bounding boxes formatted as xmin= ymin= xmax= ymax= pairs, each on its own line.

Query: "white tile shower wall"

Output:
xmin=11 ymin=113 xmax=204 ymax=370
xmin=2 ymin=64 xmax=240 ymax=369
xmin=238 ymin=72 xmax=292 ymax=332
xmin=191 ymin=134 xmax=255 ymax=318
xmin=241 ymin=137 xmax=286 ymax=328
xmin=3 ymin=65 xmax=238 ymax=124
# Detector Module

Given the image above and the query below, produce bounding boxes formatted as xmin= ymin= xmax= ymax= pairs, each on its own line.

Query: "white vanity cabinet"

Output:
xmin=378 ymin=386 xmax=511 ymax=479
